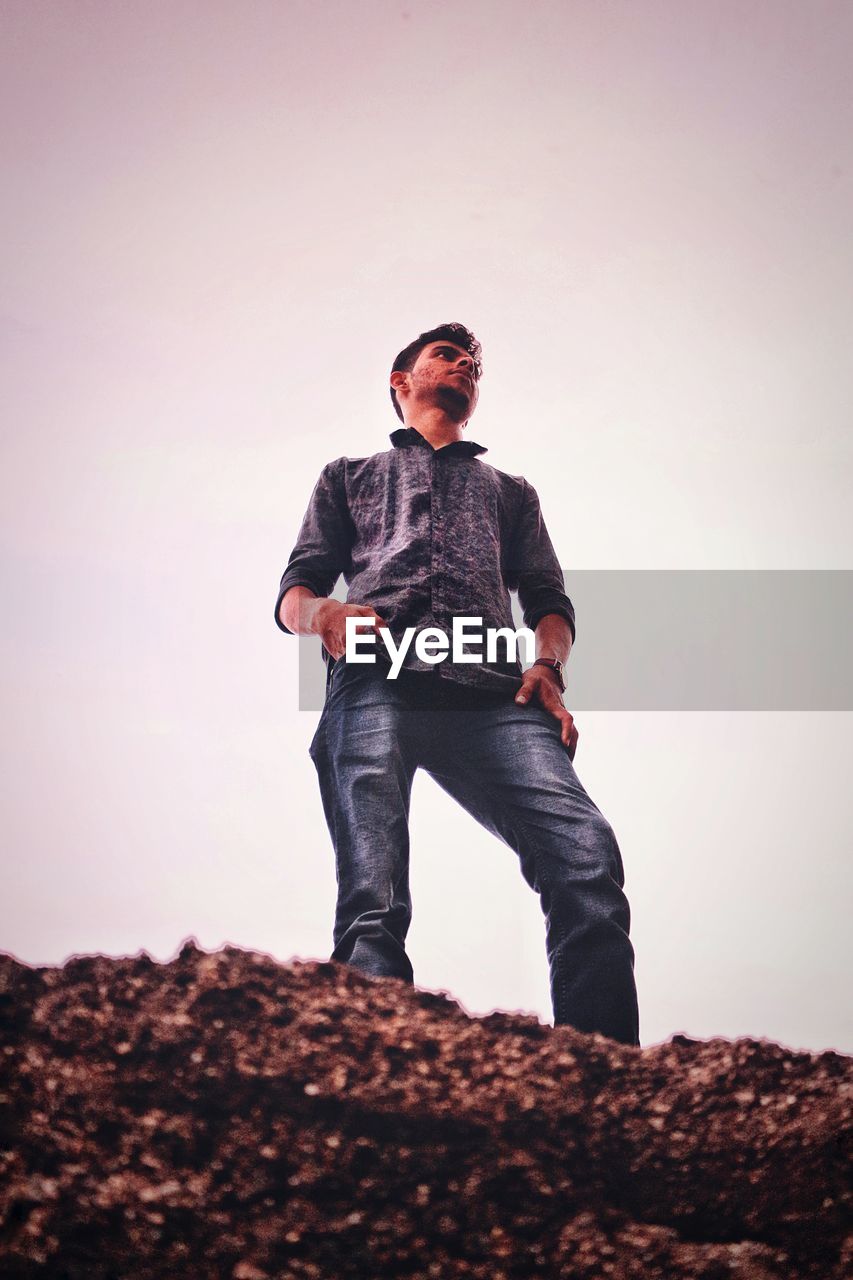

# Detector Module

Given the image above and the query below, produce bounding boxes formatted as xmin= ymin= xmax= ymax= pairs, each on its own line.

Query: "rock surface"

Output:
xmin=0 ymin=941 xmax=850 ymax=1278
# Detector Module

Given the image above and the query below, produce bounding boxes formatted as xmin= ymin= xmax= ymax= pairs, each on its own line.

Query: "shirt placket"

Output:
xmin=430 ymin=448 xmax=446 ymax=632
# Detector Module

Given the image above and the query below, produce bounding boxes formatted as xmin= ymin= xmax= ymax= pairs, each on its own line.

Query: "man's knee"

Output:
xmin=593 ymin=812 xmax=625 ymax=886
xmin=543 ymin=808 xmax=626 ymax=895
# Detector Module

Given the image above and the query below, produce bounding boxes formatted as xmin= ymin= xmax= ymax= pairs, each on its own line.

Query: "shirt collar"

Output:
xmin=389 ymin=426 xmax=488 ymax=457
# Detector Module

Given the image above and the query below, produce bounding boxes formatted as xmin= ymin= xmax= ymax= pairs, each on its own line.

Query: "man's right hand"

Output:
xmin=311 ymin=600 xmax=388 ymax=661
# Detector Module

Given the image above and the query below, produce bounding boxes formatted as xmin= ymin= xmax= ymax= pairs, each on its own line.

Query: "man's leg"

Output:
xmin=309 ymin=665 xmax=418 ymax=983
xmin=421 ymin=697 xmax=639 ymax=1045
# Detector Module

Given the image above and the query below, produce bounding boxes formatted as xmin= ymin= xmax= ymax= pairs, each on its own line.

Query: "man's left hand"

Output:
xmin=515 ymin=667 xmax=579 ymax=760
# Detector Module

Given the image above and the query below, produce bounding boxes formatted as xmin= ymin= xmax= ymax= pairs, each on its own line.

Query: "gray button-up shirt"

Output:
xmin=274 ymin=426 xmax=575 ymax=693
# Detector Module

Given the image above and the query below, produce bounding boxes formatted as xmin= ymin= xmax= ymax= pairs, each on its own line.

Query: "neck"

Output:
xmin=402 ymin=406 xmax=465 ymax=450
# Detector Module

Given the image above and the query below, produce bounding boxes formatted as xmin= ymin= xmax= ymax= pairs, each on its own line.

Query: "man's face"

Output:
xmin=404 ymin=340 xmax=480 ymax=421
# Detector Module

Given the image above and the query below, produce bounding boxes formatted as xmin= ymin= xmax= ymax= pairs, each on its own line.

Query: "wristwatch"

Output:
xmin=532 ymin=657 xmax=566 ymax=692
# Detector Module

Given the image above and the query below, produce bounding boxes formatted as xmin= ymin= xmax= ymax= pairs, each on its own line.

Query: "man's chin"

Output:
xmin=437 ymin=386 xmax=473 ymax=421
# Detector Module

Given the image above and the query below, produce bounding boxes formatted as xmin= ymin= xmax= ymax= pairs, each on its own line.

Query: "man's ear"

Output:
xmin=390 ymin=370 xmax=409 ymax=395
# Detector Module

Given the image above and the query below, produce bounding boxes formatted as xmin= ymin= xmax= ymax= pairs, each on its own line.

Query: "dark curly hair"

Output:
xmin=390 ymin=322 xmax=483 ymax=422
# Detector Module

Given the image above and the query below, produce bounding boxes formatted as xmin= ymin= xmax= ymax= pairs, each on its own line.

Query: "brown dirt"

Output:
xmin=0 ymin=941 xmax=850 ymax=1278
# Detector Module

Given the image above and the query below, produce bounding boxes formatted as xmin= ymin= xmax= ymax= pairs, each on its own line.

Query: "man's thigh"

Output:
xmin=310 ymin=663 xmax=418 ymax=825
xmin=312 ymin=661 xmax=412 ymax=759
xmin=420 ymin=699 xmax=623 ymax=889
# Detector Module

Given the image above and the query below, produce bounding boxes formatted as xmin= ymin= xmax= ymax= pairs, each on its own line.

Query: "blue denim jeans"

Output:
xmin=309 ymin=661 xmax=639 ymax=1045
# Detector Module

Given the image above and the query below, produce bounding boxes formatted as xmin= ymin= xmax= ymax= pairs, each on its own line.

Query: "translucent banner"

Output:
xmin=293 ymin=571 xmax=853 ymax=711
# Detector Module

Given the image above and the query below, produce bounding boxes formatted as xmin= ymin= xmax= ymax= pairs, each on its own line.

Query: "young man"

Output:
xmin=275 ymin=323 xmax=639 ymax=1045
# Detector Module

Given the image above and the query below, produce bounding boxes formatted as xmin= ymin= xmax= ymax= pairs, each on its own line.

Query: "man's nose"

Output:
xmin=457 ymin=354 xmax=474 ymax=373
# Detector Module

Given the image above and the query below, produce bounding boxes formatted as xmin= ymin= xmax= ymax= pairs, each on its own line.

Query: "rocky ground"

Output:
xmin=0 ymin=941 xmax=850 ymax=1279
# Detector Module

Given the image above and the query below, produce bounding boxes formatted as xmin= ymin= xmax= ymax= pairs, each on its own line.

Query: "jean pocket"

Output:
xmin=328 ymin=657 xmax=353 ymax=689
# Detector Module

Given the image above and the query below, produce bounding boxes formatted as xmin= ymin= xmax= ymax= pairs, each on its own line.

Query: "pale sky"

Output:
xmin=2 ymin=1 xmax=851 ymax=1052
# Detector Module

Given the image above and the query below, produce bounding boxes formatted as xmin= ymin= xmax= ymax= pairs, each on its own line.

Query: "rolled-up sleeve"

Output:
xmin=274 ymin=459 xmax=353 ymax=635
xmin=505 ymin=479 xmax=576 ymax=641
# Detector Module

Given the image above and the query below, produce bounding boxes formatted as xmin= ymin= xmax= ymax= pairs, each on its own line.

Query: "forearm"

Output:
xmin=280 ymin=586 xmax=329 ymax=636
xmin=534 ymin=613 xmax=573 ymax=665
